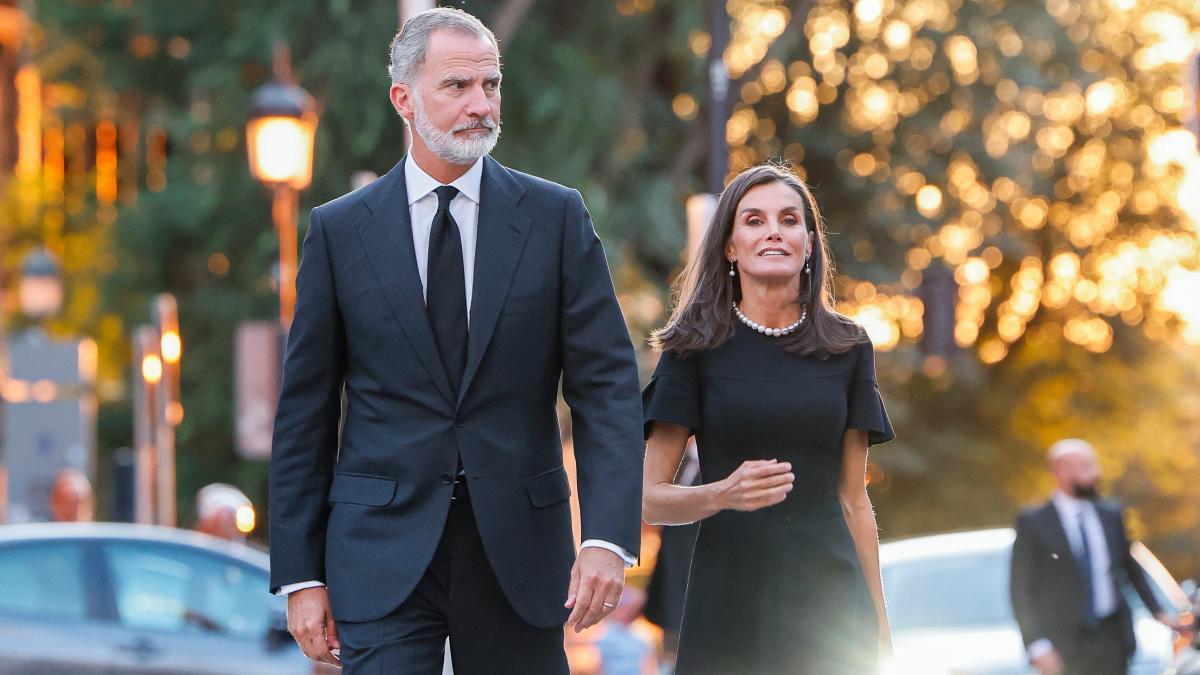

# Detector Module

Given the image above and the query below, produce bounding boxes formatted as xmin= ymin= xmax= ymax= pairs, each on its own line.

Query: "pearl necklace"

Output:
xmin=733 ymin=302 xmax=807 ymax=337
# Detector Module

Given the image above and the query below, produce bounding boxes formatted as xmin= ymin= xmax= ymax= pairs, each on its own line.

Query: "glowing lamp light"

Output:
xmin=235 ymin=505 xmax=256 ymax=534
xmin=915 ymin=185 xmax=944 ymax=217
xmin=19 ymin=249 xmax=63 ymax=318
xmin=142 ymin=354 xmax=163 ymax=385
xmin=246 ymin=79 xmax=317 ymax=190
xmin=166 ymin=401 xmax=184 ymax=427
xmin=161 ymin=330 xmax=182 ymax=365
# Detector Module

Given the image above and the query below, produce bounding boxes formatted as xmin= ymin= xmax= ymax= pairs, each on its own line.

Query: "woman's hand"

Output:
xmin=715 ymin=459 xmax=794 ymax=512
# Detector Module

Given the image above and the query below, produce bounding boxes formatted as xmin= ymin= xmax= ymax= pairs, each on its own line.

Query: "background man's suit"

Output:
xmin=268 ymin=154 xmax=643 ymax=671
xmin=1010 ymin=497 xmax=1163 ymax=675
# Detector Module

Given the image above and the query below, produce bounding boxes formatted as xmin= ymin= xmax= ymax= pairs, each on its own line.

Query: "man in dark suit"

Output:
xmin=1010 ymin=438 xmax=1178 ymax=675
xmin=268 ymin=8 xmax=643 ymax=673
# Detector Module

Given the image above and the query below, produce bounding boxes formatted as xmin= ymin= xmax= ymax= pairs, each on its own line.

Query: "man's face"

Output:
xmin=392 ymin=30 xmax=502 ymax=164
xmin=1053 ymin=451 xmax=1102 ymax=499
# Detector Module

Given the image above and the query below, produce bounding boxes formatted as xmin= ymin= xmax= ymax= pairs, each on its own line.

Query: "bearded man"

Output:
xmin=268 ymin=8 xmax=643 ymax=673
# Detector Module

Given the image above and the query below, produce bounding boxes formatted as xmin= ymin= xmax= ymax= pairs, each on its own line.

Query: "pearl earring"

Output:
xmin=804 ymin=258 xmax=811 ymax=274
xmin=729 ymin=260 xmax=736 ymax=277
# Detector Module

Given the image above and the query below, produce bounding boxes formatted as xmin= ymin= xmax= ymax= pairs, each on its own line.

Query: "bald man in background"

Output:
xmin=195 ymin=483 xmax=253 ymax=542
xmin=1009 ymin=439 xmax=1178 ymax=675
xmin=49 ymin=468 xmax=94 ymax=523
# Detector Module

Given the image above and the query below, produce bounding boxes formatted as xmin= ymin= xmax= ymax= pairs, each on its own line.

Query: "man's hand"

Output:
xmin=1031 ymin=649 xmax=1064 ymax=675
xmin=564 ymin=547 xmax=624 ymax=633
xmin=288 ymin=586 xmax=341 ymax=666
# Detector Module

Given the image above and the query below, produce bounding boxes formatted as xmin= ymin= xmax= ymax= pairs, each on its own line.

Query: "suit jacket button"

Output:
xmin=441 ymin=474 xmax=453 ymax=484
xmin=455 ymin=419 xmax=465 ymax=428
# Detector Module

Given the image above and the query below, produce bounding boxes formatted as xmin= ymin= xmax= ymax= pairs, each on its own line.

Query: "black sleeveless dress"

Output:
xmin=643 ymin=323 xmax=895 ymax=674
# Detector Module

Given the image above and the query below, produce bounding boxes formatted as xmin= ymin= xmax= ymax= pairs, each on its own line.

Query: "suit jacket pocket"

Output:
xmin=525 ymin=467 xmax=572 ymax=508
xmin=328 ymin=473 xmax=397 ymax=506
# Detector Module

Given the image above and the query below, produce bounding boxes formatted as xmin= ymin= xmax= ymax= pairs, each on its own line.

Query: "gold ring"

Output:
xmin=602 ymin=602 xmax=615 ymax=609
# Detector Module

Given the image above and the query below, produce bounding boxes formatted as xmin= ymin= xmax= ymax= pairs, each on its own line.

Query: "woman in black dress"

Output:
xmin=642 ymin=164 xmax=894 ymax=674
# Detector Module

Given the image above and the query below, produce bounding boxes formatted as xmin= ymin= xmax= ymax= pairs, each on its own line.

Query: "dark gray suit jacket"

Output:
xmin=1010 ymin=499 xmax=1162 ymax=657
xmin=268 ymin=156 xmax=643 ymax=627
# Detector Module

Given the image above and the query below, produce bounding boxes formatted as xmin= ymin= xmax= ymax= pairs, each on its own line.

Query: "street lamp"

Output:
xmin=246 ymin=44 xmax=318 ymax=331
xmin=152 ymin=294 xmax=181 ymax=527
xmin=19 ymin=249 xmax=62 ymax=319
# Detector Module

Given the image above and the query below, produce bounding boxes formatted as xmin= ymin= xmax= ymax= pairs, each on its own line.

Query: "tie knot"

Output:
xmin=434 ymin=185 xmax=459 ymax=211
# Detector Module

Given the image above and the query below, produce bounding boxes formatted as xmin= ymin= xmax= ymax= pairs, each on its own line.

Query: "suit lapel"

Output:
xmin=358 ymin=158 xmax=456 ymax=408
xmin=458 ymin=157 xmax=532 ymax=405
xmin=1097 ymin=504 xmax=1122 ymax=562
xmin=1036 ymin=502 xmax=1075 ymax=561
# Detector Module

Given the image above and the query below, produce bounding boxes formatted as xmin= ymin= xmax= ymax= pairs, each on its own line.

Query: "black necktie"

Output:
xmin=427 ymin=185 xmax=467 ymax=396
xmin=1076 ymin=509 xmax=1097 ymax=625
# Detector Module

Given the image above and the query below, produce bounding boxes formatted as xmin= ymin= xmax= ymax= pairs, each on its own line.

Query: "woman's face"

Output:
xmin=725 ymin=180 xmax=812 ymax=285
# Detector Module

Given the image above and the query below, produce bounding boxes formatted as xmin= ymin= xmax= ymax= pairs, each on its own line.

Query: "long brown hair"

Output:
xmin=651 ymin=163 xmax=865 ymax=358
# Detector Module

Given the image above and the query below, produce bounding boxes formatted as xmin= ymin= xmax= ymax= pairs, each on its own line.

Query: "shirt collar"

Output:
xmin=1052 ymin=490 xmax=1090 ymax=518
xmin=404 ymin=154 xmax=484 ymax=206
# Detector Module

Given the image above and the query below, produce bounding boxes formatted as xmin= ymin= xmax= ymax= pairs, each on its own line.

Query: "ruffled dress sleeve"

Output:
xmin=642 ymin=349 xmax=701 ymax=439
xmin=847 ymin=341 xmax=895 ymax=446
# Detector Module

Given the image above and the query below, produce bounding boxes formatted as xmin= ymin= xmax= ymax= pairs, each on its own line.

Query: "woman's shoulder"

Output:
xmin=651 ymin=345 xmax=700 ymax=375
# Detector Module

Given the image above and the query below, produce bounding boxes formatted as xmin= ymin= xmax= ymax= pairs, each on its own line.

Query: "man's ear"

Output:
xmin=390 ymin=82 xmax=414 ymax=122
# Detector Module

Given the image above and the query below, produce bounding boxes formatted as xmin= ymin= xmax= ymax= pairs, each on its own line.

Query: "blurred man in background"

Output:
xmin=1010 ymin=438 xmax=1176 ymax=675
xmin=48 ymin=467 xmax=94 ymax=523
xmin=194 ymin=483 xmax=252 ymax=542
xmin=593 ymin=586 xmax=656 ymax=675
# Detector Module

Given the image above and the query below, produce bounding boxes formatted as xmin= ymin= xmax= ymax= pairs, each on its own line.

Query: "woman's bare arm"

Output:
xmin=643 ymin=421 xmax=794 ymax=526
xmin=838 ymin=429 xmax=891 ymax=648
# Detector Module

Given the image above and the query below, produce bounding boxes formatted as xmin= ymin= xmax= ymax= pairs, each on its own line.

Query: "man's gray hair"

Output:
xmin=388 ymin=8 xmax=499 ymax=86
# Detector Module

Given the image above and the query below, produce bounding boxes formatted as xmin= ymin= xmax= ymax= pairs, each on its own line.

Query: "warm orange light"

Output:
xmin=235 ymin=505 xmax=256 ymax=534
xmin=1 ymin=380 xmax=29 ymax=403
xmin=246 ymin=114 xmax=317 ymax=190
xmin=142 ymin=354 xmax=163 ymax=384
xmin=916 ymin=185 xmax=944 ymax=217
xmin=31 ymin=380 xmax=57 ymax=403
xmin=161 ymin=330 xmax=182 ymax=365
xmin=166 ymin=401 xmax=184 ymax=426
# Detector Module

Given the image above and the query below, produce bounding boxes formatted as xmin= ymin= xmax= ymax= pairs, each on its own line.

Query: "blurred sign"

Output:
xmin=0 ymin=331 xmax=95 ymax=523
xmin=235 ymin=322 xmax=281 ymax=460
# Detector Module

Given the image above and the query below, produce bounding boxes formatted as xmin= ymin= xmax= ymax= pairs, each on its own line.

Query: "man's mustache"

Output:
xmin=453 ymin=117 xmax=498 ymax=133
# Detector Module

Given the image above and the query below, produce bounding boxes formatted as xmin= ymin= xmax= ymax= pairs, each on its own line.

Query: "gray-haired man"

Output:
xmin=268 ymin=7 xmax=643 ymax=673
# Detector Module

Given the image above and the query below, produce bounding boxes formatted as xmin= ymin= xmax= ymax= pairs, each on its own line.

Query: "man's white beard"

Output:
xmin=411 ymin=89 xmax=500 ymax=165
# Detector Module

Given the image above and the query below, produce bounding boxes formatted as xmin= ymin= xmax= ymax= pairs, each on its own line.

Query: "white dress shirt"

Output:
xmin=277 ymin=155 xmax=634 ymax=597
xmin=1027 ymin=491 xmax=1116 ymax=659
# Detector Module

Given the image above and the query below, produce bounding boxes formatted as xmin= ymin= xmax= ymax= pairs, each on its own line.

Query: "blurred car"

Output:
xmin=879 ymin=528 xmax=1196 ymax=675
xmin=0 ymin=522 xmax=328 ymax=674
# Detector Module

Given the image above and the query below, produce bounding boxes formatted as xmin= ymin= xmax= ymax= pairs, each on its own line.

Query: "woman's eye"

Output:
xmin=746 ymin=218 xmax=762 ymax=226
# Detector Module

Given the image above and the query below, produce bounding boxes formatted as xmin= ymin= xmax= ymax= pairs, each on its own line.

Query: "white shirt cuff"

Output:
xmin=580 ymin=539 xmax=637 ymax=567
xmin=1028 ymin=638 xmax=1054 ymax=660
xmin=276 ymin=580 xmax=325 ymax=596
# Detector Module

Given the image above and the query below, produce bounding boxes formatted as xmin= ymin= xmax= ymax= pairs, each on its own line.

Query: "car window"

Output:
xmin=883 ymin=548 xmax=1015 ymax=631
xmin=0 ymin=541 xmax=88 ymax=620
xmin=103 ymin=541 xmax=279 ymax=640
